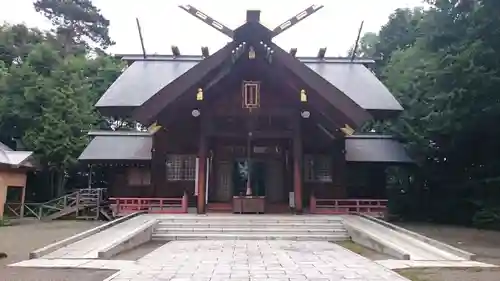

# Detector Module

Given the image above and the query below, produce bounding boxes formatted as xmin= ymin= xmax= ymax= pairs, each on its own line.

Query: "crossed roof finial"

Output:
xmin=178 ymin=4 xmax=324 ymax=39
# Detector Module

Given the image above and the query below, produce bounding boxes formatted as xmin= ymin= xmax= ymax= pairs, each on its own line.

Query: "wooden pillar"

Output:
xmin=293 ymin=117 xmax=303 ymax=213
xmin=332 ymin=138 xmax=347 ymax=198
xmin=0 ymin=177 xmax=6 ymax=220
xmin=197 ymin=135 xmax=207 ymax=214
xmin=151 ymin=130 xmax=167 ymax=197
xmin=20 ymin=185 xmax=26 ymax=218
xmin=370 ymin=164 xmax=387 ymax=199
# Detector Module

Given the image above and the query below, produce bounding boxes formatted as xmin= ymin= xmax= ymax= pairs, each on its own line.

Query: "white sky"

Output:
xmin=0 ymin=0 xmax=425 ymax=56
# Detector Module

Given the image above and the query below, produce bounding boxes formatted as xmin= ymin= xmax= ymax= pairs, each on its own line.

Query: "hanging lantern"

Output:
xmin=300 ymin=89 xmax=307 ymax=102
xmin=248 ymin=46 xmax=256 ymax=59
xmin=196 ymin=88 xmax=203 ymax=101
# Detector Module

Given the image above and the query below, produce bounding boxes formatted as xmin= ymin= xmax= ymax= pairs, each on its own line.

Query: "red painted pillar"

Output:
xmin=197 ymin=135 xmax=207 ymax=214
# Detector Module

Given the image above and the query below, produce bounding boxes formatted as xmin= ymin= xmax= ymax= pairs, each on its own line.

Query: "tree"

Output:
xmin=33 ymin=0 xmax=114 ymax=54
xmin=367 ymin=0 xmax=500 ymax=227
xmin=0 ymin=23 xmax=123 ymax=197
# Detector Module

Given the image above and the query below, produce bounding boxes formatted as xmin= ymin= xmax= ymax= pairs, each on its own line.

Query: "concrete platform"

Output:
xmin=343 ymin=215 xmax=473 ymax=261
xmin=42 ymin=214 xmax=157 ymax=259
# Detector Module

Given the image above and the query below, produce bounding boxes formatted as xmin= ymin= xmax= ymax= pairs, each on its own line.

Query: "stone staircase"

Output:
xmin=152 ymin=215 xmax=349 ymax=241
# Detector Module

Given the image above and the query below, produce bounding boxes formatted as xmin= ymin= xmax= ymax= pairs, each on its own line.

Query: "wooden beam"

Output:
xmin=351 ymin=21 xmax=365 ymax=61
xmin=151 ymin=130 xmax=167 ymax=197
xmin=317 ymin=48 xmax=326 ymax=59
xmin=178 ymin=5 xmax=234 ymax=38
xmin=331 ymin=138 xmax=346 ymax=197
xmin=135 ymin=18 xmax=147 ymax=59
xmin=132 ymin=42 xmax=235 ymax=125
xmin=293 ymin=115 xmax=303 ymax=214
xmin=0 ymin=178 xmax=5 ymax=220
xmin=206 ymin=131 xmax=293 ymax=138
xmin=255 ymin=62 xmax=345 ymax=138
xmin=197 ymin=116 xmax=208 ymax=214
xmin=201 ymin=46 xmax=209 ymax=57
xmin=171 ymin=46 xmax=180 ymax=57
xmin=20 ymin=183 xmax=26 ymax=219
xmin=272 ymin=5 xmax=324 ymax=37
xmin=270 ymin=43 xmax=372 ymax=127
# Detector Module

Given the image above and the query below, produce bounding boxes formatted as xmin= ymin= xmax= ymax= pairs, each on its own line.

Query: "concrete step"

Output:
xmin=156 ymin=222 xmax=344 ymax=229
xmin=155 ymin=216 xmax=343 ymax=224
xmin=154 ymin=227 xmax=347 ymax=234
xmin=152 ymin=233 xmax=348 ymax=241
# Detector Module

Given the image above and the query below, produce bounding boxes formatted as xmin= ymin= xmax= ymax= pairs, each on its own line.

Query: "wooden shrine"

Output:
xmin=79 ymin=5 xmax=413 ymax=216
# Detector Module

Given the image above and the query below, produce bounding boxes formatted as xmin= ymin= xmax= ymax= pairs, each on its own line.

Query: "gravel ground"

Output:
xmin=396 ymin=222 xmax=500 ymax=281
xmin=0 ymin=219 xmax=115 ymax=281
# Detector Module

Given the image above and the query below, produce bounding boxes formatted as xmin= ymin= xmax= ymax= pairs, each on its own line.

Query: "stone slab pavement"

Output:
xmin=112 ymin=240 xmax=410 ymax=281
xmin=13 ymin=240 xmax=410 ymax=280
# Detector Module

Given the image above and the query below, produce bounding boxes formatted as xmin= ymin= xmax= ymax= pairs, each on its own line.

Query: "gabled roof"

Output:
xmin=0 ymin=142 xmax=35 ymax=168
xmin=304 ymin=62 xmax=403 ymax=118
xmin=95 ymin=60 xmax=198 ymax=116
xmin=96 ymin=55 xmax=402 ymax=119
xmin=79 ymin=133 xmax=152 ymax=162
xmin=131 ymin=43 xmax=236 ymax=124
xmin=96 ymin=7 xmax=402 ymax=126
xmin=345 ymin=135 xmax=413 ymax=163
xmin=125 ymin=19 xmax=374 ymax=127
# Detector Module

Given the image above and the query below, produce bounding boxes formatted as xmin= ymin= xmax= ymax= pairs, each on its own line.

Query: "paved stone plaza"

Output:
xmin=9 ymin=215 xmax=496 ymax=280
xmin=107 ymin=240 xmax=409 ymax=281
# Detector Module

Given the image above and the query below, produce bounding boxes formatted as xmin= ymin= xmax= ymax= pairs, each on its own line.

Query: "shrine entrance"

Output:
xmin=208 ymin=139 xmax=291 ymax=213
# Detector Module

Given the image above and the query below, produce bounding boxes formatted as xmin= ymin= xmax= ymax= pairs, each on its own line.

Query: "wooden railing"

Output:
xmin=110 ymin=193 xmax=188 ymax=216
xmin=5 ymin=202 xmax=42 ymax=219
xmin=4 ymin=188 xmax=108 ymax=220
xmin=310 ymin=197 xmax=388 ymax=217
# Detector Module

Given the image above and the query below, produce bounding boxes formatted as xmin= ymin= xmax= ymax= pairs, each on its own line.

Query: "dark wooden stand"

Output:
xmin=232 ymin=196 xmax=265 ymax=214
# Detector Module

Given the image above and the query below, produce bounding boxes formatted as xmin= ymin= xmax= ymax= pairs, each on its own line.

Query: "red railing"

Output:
xmin=110 ymin=194 xmax=188 ymax=216
xmin=310 ymin=197 xmax=388 ymax=217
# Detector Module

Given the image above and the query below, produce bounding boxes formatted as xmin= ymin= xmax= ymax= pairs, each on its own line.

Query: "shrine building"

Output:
xmin=79 ymin=5 xmax=413 ymax=215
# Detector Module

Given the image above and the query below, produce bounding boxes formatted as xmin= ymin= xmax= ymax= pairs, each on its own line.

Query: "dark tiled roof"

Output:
xmin=96 ymin=57 xmax=401 ymax=117
xmin=87 ymin=130 xmax=152 ymax=137
xmin=0 ymin=141 xmax=13 ymax=151
xmin=95 ymin=60 xmax=198 ymax=109
xmin=304 ymin=62 xmax=403 ymax=114
xmin=79 ymin=135 xmax=152 ymax=161
xmin=79 ymin=134 xmax=412 ymax=164
xmin=0 ymin=141 xmax=35 ymax=167
xmin=117 ymin=54 xmax=376 ymax=64
xmin=345 ymin=135 xmax=413 ymax=163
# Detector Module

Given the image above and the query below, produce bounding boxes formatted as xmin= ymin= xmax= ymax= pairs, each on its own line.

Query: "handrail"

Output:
xmin=5 ymin=188 xmax=108 ymax=220
xmin=310 ymin=197 xmax=388 ymax=217
xmin=110 ymin=193 xmax=188 ymax=216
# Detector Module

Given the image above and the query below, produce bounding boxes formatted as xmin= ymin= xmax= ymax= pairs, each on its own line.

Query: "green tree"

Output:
xmin=0 ymin=27 xmax=122 ymax=197
xmin=33 ymin=0 xmax=114 ymax=54
xmin=367 ymin=0 xmax=500 ymax=226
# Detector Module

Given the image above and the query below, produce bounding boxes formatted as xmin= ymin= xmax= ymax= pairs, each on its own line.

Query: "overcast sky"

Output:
xmin=0 ymin=0 xmax=425 ymax=56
